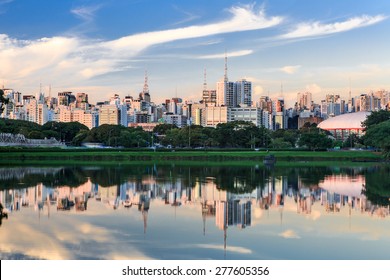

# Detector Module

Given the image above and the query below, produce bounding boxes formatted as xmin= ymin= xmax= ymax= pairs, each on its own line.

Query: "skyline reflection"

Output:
xmin=0 ymin=164 xmax=389 ymax=260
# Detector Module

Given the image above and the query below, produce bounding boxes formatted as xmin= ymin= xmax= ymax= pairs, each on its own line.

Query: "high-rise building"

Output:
xmin=99 ymin=104 xmax=120 ymax=125
xmin=204 ymin=106 xmax=228 ymax=127
xmin=75 ymin=93 xmax=88 ymax=109
xmin=228 ymin=107 xmax=262 ymax=127
xmin=272 ymin=98 xmax=286 ymax=130
xmin=297 ymin=92 xmax=312 ymax=110
xmin=37 ymin=103 xmax=48 ymax=125
xmin=162 ymin=113 xmax=187 ymax=128
xmin=140 ymin=71 xmax=151 ymax=103
xmin=320 ymin=94 xmax=344 ymax=119
xmin=216 ymin=54 xmax=235 ymax=107
xmin=202 ymin=69 xmax=217 ymax=106
xmin=216 ymin=80 xmax=235 ymax=107
xmin=202 ymin=89 xmax=217 ymax=106
xmin=109 ymin=94 xmax=121 ymax=106
xmin=235 ymin=79 xmax=252 ymax=107
xmin=58 ymin=92 xmax=74 ymax=106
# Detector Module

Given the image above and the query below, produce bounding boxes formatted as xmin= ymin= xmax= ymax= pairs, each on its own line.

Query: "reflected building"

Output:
xmin=1 ymin=166 xmax=389 ymax=231
xmin=215 ymin=200 xmax=252 ymax=230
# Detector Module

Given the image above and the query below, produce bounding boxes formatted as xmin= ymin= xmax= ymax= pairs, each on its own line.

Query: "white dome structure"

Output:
xmin=317 ymin=111 xmax=371 ymax=140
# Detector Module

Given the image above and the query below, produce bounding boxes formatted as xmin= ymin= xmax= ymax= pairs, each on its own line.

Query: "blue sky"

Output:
xmin=1 ymin=0 xmax=389 ymax=106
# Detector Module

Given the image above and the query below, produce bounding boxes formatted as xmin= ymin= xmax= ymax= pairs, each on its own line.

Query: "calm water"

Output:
xmin=0 ymin=164 xmax=389 ymax=260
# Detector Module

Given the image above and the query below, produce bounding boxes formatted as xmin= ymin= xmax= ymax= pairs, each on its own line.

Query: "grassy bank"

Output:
xmin=0 ymin=147 xmax=384 ymax=165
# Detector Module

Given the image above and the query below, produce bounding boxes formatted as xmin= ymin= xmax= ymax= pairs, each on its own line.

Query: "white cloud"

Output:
xmin=71 ymin=5 xmax=101 ymax=22
xmin=254 ymin=85 xmax=264 ymax=95
xmin=0 ymin=35 xmax=80 ymax=80
xmin=198 ymin=49 xmax=253 ymax=59
xmin=0 ymin=4 xmax=282 ymax=94
xmin=171 ymin=5 xmax=200 ymax=26
xmin=282 ymin=15 xmax=386 ymax=39
xmin=102 ymin=5 xmax=283 ymax=56
xmin=305 ymin=83 xmax=322 ymax=94
xmin=281 ymin=65 xmax=301 ymax=74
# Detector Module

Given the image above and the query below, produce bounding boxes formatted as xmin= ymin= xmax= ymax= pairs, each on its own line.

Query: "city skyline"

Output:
xmin=1 ymin=0 xmax=390 ymax=107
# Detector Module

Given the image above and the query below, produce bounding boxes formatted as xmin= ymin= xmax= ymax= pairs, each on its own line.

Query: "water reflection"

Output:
xmin=0 ymin=164 xmax=389 ymax=260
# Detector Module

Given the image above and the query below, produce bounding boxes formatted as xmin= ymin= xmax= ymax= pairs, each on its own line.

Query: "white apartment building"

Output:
xmin=228 ymin=107 xmax=262 ymax=127
xmin=203 ymin=106 xmax=228 ymax=127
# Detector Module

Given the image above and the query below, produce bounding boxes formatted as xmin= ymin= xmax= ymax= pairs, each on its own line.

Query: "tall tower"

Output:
xmin=203 ymin=68 xmax=207 ymax=91
xmin=202 ymin=68 xmax=217 ymax=106
xmin=141 ymin=70 xmax=151 ymax=103
xmin=217 ymin=52 xmax=234 ymax=107
xmin=224 ymin=52 xmax=228 ymax=83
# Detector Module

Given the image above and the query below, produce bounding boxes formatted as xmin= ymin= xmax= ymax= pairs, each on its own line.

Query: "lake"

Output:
xmin=0 ymin=163 xmax=389 ymax=260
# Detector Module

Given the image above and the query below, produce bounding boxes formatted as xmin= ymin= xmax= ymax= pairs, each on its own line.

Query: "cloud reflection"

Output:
xmin=196 ymin=244 xmax=252 ymax=254
xmin=279 ymin=230 xmax=300 ymax=239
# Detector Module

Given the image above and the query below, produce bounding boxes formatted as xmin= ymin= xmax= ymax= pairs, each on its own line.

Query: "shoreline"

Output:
xmin=0 ymin=148 xmax=385 ymax=165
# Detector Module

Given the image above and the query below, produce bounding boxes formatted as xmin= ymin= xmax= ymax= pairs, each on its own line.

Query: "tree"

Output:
xmin=43 ymin=121 xmax=89 ymax=143
xmin=342 ymin=133 xmax=363 ymax=149
xmin=364 ymin=120 xmax=390 ymax=158
xmin=0 ymin=89 xmax=9 ymax=115
xmin=270 ymin=138 xmax=292 ymax=149
xmin=28 ymin=130 xmax=45 ymax=139
xmin=272 ymin=129 xmax=300 ymax=147
xmin=153 ymin=124 xmax=177 ymax=135
xmin=362 ymin=110 xmax=390 ymax=130
xmin=214 ymin=121 xmax=260 ymax=148
xmin=298 ymin=130 xmax=333 ymax=151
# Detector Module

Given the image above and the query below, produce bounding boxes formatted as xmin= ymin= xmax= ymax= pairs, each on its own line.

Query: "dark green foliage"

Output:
xmin=342 ymin=133 xmax=363 ymax=149
xmin=84 ymin=124 xmax=150 ymax=147
xmin=364 ymin=120 xmax=390 ymax=158
xmin=363 ymin=166 xmax=390 ymax=206
xmin=361 ymin=110 xmax=390 ymax=158
xmin=0 ymin=118 xmax=43 ymax=136
xmin=362 ymin=110 xmax=390 ymax=130
xmin=0 ymin=89 xmax=9 ymax=115
xmin=43 ymin=121 xmax=89 ymax=143
xmin=153 ymin=124 xmax=177 ymax=135
xmin=298 ymin=128 xmax=333 ymax=150
xmin=272 ymin=129 xmax=300 ymax=148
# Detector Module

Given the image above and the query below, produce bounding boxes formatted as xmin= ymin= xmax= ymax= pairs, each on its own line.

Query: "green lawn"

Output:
xmin=0 ymin=148 xmax=383 ymax=166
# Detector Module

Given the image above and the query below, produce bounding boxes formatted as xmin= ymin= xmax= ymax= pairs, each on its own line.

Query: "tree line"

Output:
xmin=1 ymin=110 xmax=390 ymax=155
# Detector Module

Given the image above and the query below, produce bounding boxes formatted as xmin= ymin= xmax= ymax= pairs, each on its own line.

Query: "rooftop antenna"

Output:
xmin=203 ymin=68 xmax=207 ymax=91
xmin=349 ymin=77 xmax=352 ymax=101
xmin=143 ymin=70 xmax=149 ymax=94
xmin=280 ymin=82 xmax=284 ymax=98
xmin=224 ymin=50 xmax=228 ymax=82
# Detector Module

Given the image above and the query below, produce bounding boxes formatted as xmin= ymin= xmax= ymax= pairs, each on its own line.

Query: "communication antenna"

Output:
xmin=224 ymin=50 xmax=228 ymax=82
xmin=203 ymin=68 xmax=207 ymax=91
xmin=349 ymin=77 xmax=352 ymax=101
xmin=280 ymin=82 xmax=284 ymax=98
xmin=143 ymin=70 xmax=149 ymax=94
